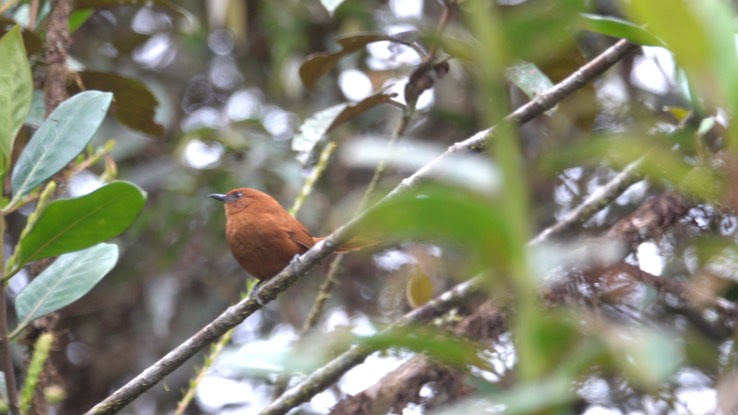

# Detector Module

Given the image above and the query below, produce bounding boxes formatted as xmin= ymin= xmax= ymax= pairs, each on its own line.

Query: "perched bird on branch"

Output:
xmin=210 ymin=188 xmax=356 ymax=281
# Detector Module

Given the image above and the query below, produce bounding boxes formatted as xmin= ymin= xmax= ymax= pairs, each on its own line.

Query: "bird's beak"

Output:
xmin=209 ymin=193 xmax=228 ymax=202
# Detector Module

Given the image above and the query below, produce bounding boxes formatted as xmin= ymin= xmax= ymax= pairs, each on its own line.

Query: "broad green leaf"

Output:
xmin=578 ymin=13 xmax=662 ymax=46
xmin=15 ymin=243 xmax=119 ymax=329
xmin=16 ymin=182 xmax=145 ymax=267
xmin=11 ymin=91 xmax=113 ymax=202
xmin=0 ymin=25 xmax=33 ymax=181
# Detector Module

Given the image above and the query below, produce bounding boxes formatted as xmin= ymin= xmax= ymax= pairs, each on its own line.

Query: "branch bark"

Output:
xmin=44 ymin=0 xmax=72 ymax=115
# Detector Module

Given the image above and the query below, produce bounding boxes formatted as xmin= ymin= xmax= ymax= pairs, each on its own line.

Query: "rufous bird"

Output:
xmin=210 ymin=187 xmax=350 ymax=281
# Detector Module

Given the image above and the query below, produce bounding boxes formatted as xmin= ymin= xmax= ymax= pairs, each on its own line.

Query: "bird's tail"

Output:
xmin=312 ymin=236 xmax=377 ymax=253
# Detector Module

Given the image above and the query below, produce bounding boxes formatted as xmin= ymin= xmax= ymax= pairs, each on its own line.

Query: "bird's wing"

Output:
xmin=287 ymin=220 xmax=315 ymax=251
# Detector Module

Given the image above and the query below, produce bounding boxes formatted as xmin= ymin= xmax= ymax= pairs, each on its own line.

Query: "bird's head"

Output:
xmin=209 ymin=188 xmax=278 ymax=216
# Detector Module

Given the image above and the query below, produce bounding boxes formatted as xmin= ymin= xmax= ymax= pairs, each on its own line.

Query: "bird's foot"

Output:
xmin=289 ymin=254 xmax=302 ymax=275
xmin=249 ymin=280 xmax=266 ymax=306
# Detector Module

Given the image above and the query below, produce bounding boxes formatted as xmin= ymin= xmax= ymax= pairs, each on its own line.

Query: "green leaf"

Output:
xmin=16 ymin=182 xmax=145 ymax=268
xmin=15 ymin=243 xmax=119 ymax=330
xmin=0 ymin=25 xmax=33 ymax=182
xmin=578 ymin=13 xmax=663 ymax=46
xmin=11 ymin=91 xmax=113 ymax=203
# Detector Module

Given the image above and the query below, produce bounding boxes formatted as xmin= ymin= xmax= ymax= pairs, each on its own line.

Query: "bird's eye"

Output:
xmin=232 ymin=192 xmax=242 ymax=199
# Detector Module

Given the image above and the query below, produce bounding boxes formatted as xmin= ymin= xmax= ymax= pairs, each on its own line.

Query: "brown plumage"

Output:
xmin=210 ymin=188 xmax=345 ymax=281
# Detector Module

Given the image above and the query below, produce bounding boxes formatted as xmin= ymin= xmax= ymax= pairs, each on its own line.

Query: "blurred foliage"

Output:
xmin=2 ymin=0 xmax=738 ymax=414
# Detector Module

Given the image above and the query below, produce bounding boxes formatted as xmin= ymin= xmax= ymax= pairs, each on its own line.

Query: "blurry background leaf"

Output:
xmin=358 ymin=185 xmax=512 ymax=270
xmin=602 ymin=328 xmax=682 ymax=387
xmin=405 ymin=270 xmax=433 ymax=308
xmin=0 ymin=19 xmax=43 ymax=55
xmin=16 ymin=182 xmax=145 ymax=267
xmin=292 ymin=104 xmax=344 ymax=155
xmin=498 ymin=0 xmax=586 ymax=63
xmin=213 ymin=338 xmax=337 ymax=377
xmin=578 ymin=13 xmax=663 ymax=46
xmin=71 ymin=71 xmax=165 ymax=138
xmin=15 ymin=243 xmax=119 ymax=331
xmin=341 ymin=138 xmax=501 ymax=196
xmin=10 ymin=91 xmax=113 ymax=202
xmin=300 ymin=34 xmax=398 ymax=89
xmin=292 ymin=92 xmax=396 ymax=159
xmin=74 ymin=0 xmax=186 ymax=14
xmin=69 ymin=9 xmax=94 ymax=33
xmin=624 ymin=0 xmax=738 ymax=110
xmin=359 ymin=330 xmax=486 ymax=368
xmin=542 ymin=134 xmax=724 ymax=201
xmin=505 ymin=61 xmax=555 ymax=104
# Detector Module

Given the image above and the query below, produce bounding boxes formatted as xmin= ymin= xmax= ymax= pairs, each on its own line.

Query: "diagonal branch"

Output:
xmin=84 ymin=39 xmax=638 ymax=415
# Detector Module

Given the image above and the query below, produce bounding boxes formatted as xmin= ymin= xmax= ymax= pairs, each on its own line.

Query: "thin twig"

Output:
xmin=530 ymin=157 xmax=644 ymax=245
xmin=289 ymin=142 xmax=338 ymax=217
